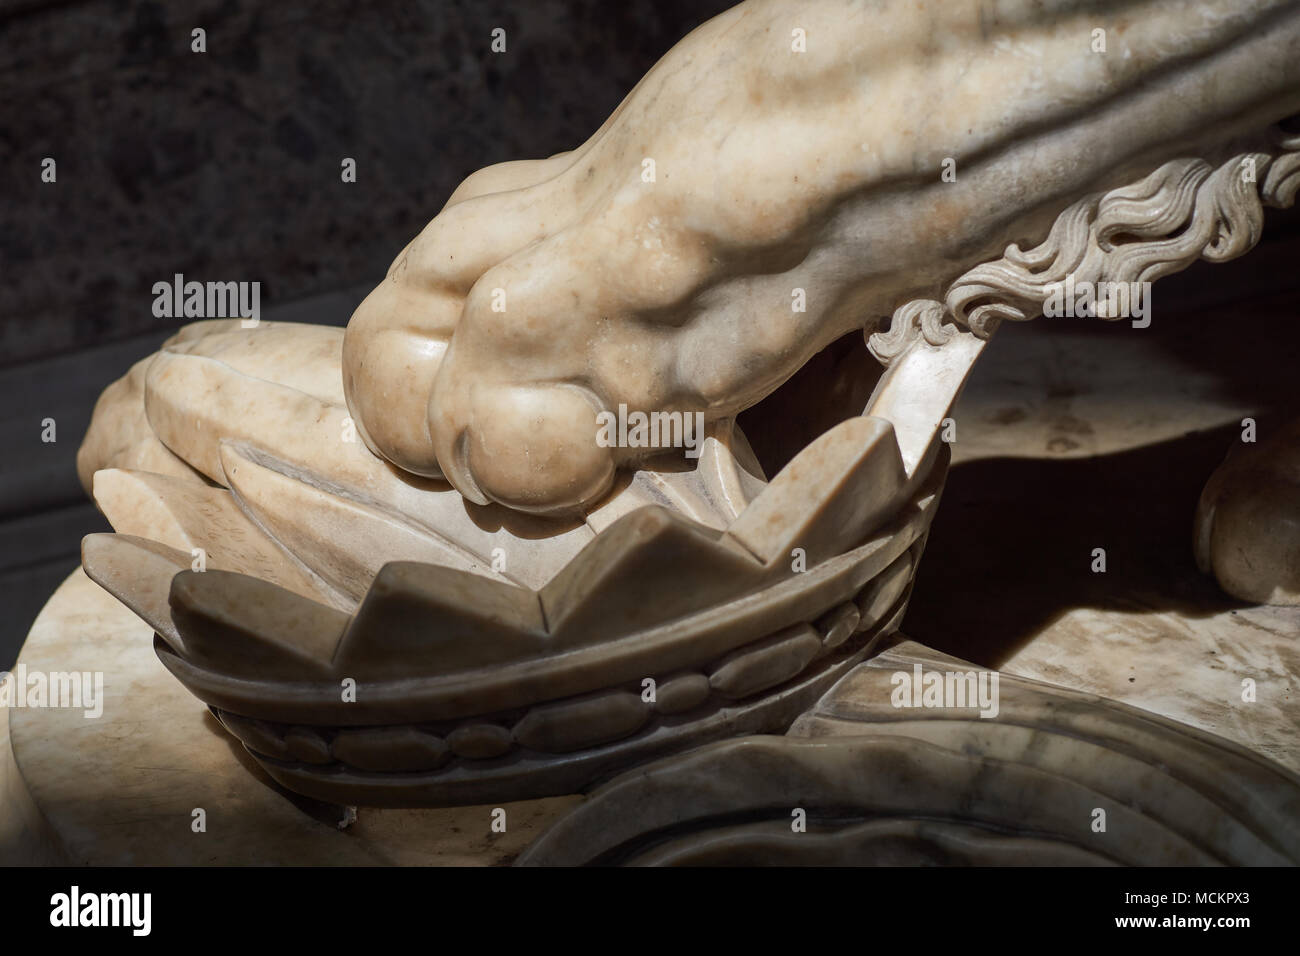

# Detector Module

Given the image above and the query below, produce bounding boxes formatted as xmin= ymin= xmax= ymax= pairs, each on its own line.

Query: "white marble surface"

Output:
xmin=7 ymin=285 xmax=1300 ymax=861
xmin=998 ymin=602 xmax=1299 ymax=773
xmin=0 ymin=568 xmax=577 ymax=865
xmin=9 ymin=281 xmax=1300 ymax=862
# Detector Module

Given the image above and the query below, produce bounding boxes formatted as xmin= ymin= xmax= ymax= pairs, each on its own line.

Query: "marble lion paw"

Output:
xmin=343 ymin=0 xmax=1300 ymax=515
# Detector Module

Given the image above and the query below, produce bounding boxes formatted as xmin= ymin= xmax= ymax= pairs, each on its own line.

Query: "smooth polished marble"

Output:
xmin=0 ymin=568 xmax=578 ymax=865
xmin=36 ymin=0 xmax=1300 ymax=839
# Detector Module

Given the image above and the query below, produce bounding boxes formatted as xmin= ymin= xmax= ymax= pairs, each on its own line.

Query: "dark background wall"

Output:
xmin=0 ymin=0 xmax=735 ymax=664
xmin=4 ymin=0 xmax=742 ymax=366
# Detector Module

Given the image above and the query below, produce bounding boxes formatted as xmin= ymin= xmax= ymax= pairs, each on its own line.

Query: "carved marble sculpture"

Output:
xmin=70 ymin=0 xmax=1300 ymax=860
xmin=1195 ymin=417 xmax=1300 ymax=605
xmin=79 ymin=320 xmax=946 ymax=805
xmin=519 ymin=642 xmax=1300 ymax=866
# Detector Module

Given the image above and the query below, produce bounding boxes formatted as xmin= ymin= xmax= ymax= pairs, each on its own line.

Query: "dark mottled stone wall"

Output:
xmin=2 ymin=0 xmax=735 ymax=366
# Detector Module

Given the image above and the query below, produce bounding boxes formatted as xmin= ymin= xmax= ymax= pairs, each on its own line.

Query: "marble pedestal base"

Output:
xmin=0 ymin=568 xmax=578 ymax=865
xmin=3 ymin=560 xmax=1296 ymax=865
